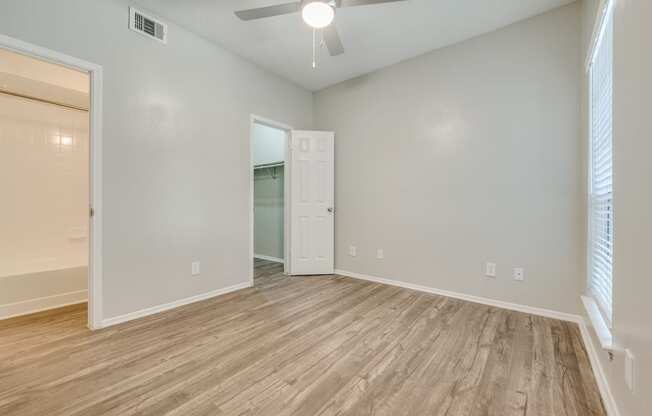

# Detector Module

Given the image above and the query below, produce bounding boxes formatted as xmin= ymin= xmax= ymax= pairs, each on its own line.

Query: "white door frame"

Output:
xmin=0 ymin=34 xmax=104 ymax=330
xmin=249 ymin=114 xmax=293 ymax=284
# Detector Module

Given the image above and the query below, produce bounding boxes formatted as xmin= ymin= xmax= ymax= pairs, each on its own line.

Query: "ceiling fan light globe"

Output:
xmin=302 ymin=1 xmax=335 ymax=29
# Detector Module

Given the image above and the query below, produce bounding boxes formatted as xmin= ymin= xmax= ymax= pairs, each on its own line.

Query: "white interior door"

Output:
xmin=289 ymin=130 xmax=334 ymax=275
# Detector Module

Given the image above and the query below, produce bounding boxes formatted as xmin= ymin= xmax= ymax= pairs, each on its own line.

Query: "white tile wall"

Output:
xmin=0 ymin=93 xmax=89 ymax=277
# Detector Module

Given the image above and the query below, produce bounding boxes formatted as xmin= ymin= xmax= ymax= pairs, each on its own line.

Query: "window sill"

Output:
xmin=581 ymin=295 xmax=618 ymax=352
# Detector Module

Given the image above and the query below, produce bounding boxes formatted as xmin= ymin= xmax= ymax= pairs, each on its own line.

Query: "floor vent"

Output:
xmin=129 ymin=7 xmax=167 ymax=44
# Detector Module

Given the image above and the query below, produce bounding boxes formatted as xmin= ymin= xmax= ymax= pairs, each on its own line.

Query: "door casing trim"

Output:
xmin=0 ymin=33 xmax=104 ymax=329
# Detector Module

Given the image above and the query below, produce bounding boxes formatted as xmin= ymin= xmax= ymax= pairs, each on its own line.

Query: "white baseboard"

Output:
xmin=101 ymin=282 xmax=252 ymax=328
xmin=254 ymin=254 xmax=285 ymax=264
xmin=335 ymin=269 xmax=582 ymax=323
xmin=335 ymin=268 xmax=619 ymax=416
xmin=578 ymin=320 xmax=621 ymax=416
xmin=0 ymin=290 xmax=88 ymax=320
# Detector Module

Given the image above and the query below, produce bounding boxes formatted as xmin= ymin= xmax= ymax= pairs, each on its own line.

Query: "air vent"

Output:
xmin=129 ymin=7 xmax=167 ymax=44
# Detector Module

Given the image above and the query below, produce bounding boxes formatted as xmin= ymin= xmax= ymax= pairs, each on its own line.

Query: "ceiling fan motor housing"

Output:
xmin=302 ymin=0 xmax=336 ymax=29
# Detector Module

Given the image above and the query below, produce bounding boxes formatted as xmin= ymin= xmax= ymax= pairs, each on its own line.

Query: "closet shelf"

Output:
xmin=254 ymin=162 xmax=284 ymax=170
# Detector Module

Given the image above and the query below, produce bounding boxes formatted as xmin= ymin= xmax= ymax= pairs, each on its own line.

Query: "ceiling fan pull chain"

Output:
xmin=312 ymin=28 xmax=317 ymax=68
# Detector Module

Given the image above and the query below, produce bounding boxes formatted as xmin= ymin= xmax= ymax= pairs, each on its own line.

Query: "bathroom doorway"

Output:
xmin=0 ymin=37 xmax=103 ymax=329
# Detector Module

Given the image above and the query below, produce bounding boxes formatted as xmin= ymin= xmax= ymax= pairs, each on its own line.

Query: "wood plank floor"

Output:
xmin=0 ymin=259 xmax=605 ymax=416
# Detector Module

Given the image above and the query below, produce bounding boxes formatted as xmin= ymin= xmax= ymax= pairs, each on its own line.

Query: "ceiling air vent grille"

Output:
xmin=129 ymin=7 xmax=167 ymax=44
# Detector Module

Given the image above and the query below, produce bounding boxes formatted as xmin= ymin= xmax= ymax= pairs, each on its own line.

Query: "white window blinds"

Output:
xmin=588 ymin=6 xmax=614 ymax=324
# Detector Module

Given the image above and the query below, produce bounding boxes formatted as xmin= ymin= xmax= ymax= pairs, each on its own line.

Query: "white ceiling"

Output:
xmin=137 ymin=0 xmax=575 ymax=91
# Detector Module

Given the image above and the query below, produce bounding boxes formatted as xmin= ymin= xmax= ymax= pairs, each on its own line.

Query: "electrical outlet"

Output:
xmin=625 ymin=349 xmax=636 ymax=393
xmin=376 ymin=249 xmax=384 ymax=259
xmin=191 ymin=261 xmax=201 ymax=276
xmin=485 ymin=262 xmax=496 ymax=278
xmin=513 ymin=267 xmax=524 ymax=281
xmin=349 ymin=245 xmax=357 ymax=257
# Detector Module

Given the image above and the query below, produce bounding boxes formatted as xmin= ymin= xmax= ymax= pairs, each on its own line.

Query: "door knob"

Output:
xmin=327 ymin=207 xmax=334 ymax=213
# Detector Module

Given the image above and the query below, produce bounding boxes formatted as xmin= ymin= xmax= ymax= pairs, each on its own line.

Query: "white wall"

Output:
xmin=612 ymin=0 xmax=652 ymax=411
xmin=0 ymin=47 xmax=89 ymax=93
xmin=254 ymin=167 xmax=285 ymax=260
xmin=314 ymin=3 xmax=583 ymax=314
xmin=253 ymin=123 xmax=286 ymax=166
xmin=0 ymin=0 xmax=312 ymax=320
xmin=581 ymin=1 xmax=652 ymax=415
xmin=0 ymin=47 xmax=90 ymax=111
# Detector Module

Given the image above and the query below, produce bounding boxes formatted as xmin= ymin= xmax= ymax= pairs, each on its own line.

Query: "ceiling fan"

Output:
xmin=234 ymin=0 xmax=407 ymax=60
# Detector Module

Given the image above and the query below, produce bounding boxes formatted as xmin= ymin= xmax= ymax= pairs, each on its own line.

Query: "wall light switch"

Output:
xmin=376 ymin=249 xmax=384 ymax=259
xmin=191 ymin=261 xmax=201 ymax=276
xmin=485 ymin=262 xmax=496 ymax=278
xmin=513 ymin=267 xmax=524 ymax=281
xmin=349 ymin=245 xmax=357 ymax=257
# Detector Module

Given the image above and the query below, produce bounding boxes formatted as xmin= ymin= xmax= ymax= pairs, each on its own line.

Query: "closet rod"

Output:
xmin=0 ymin=89 xmax=89 ymax=112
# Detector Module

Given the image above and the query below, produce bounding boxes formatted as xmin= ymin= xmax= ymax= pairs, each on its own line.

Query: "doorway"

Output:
xmin=250 ymin=116 xmax=291 ymax=281
xmin=0 ymin=34 xmax=103 ymax=329
xmin=249 ymin=116 xmax=336 ymax=280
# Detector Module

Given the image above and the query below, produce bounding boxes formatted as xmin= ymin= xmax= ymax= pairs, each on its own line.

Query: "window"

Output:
xmin=588 ymin=3 xmax=614 ymax=325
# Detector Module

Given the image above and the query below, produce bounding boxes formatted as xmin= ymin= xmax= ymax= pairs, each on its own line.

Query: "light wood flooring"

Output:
xmin=0 ymin=259 xmax=606 ymax=416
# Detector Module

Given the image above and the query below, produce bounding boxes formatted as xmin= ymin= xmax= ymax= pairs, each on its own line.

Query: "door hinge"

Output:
xmin=89 ymin=206 xmax=95 ymax=218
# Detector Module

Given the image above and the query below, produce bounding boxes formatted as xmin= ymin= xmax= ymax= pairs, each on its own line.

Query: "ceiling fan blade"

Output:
xmin=323 ymin=25 xmax=345 ymax=56
xmin=234 ymin=2 xmax=300 ymax=21
xmin=338 ymin=0 xmax=408 ymax=7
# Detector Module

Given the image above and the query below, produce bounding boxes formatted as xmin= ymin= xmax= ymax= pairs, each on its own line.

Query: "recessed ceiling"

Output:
xmin=136 ymin=0 xmax=575 ymax=91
